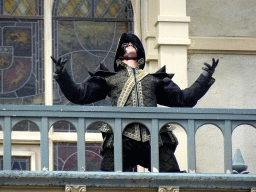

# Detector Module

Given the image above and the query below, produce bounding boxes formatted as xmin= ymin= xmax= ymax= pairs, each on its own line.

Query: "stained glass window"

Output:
xmin=1 ymin=0 xmax=42 ymax=16
xmin=57 ymin=0 xmax=91 ymax=17
xmin=0 ymin=156 xmax=30 ymax=170
xmin=54 ymin=143 xmax=103 ymax=171
xmin=55 ymin=0 xmax=131 ymax=18
xmin=0 ymin=0 xmax=44 ymax=105
xmin=52 ymin=0 xmax=133 ymax=105
xmin=12 ymin=120 xmax=39 ymax=131
xmin=53 ymin=120 xmax=103 ymax=133
xmin=53 ymin=120 xmax=76 ymax=132
xmin=52 ymin=0 xmax=133 ymax=171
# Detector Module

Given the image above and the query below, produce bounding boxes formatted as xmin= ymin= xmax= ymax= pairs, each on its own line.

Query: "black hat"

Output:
xmin=114 ymin=33 xmax=145 ymax=72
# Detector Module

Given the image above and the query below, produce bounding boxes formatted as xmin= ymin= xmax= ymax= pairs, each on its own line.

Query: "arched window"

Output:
xmin=0 ymin=0 xmax=44 ymax=105
xmin=52 ymin=0 xmax=133 ymax=105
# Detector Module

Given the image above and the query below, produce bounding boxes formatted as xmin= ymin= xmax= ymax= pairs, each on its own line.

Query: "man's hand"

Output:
xmin=202 ymin=58 xmax=219 ymax=77
xmin=51 ymin=56 xmax=68 ymax=74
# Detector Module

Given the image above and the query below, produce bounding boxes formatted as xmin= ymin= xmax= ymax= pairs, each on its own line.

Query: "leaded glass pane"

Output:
xmin=86 ymin=121 xmax=106 ymax=133
xmin=11 ymin=7 xmax=22 ymax=15
xmin=4 ymin=27 xmax=32 ymax=56
xmin=55 ymin=0 xmax=130 ymax=18
xmin=63 ymin=0 xmax=77 ymax=16
xmin=27 ymin=7 xmax=37 ymax=16
xmin=53 ymin=0 xmax=133 ymax=105
xmin=0 ymin=21 xmax=44 ymax=105
xmin=108 ymin=1 xmax=120 ymax=17
xmin=53 ymin=121 xmax=76 ymax=132
xmin=60 ymin=9 xmax=70 ymax=17
xmin=0 ymin=156 xmax=30 ymax=170
xmin=53 ymin=21 xmax=129 ymax=105
xmin=79 ymin=2 xmax=90 ymax=16
xmin=73 ymin=9 xmax=84 ymax=17
xmin=58 ymin=0 xmax=91 ymax=17
xmin=2 ymin=0 xmax=38 ymax=16
xmin=12 ymin=120 xmax=39 ymax=131
xmin=95 ymin=0 xmax=125 ymax=18
xmin=116 ymin=9 xmax=125 ymax=18
xmin=54 ymin=143 xmax=102 ymax=171
xmin=95 ymin=0 xmax=106 ymax=17
xmin=12 ymin=156 xmax=30 ymax=170
xmin=102 ymin=10 xmax=112 ymax=18
xmin=103 ymin=0 xmax=111 ymax=4
xmin=117 ymin=0 xmax=131 ymax=19
xmin=4 ymin=0 xmax=16 ymax=14
xmin=52 ymin=120 xmax=102 ymax=133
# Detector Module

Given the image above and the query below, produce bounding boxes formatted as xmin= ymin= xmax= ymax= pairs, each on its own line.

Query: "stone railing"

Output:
xmin=0 ymin=105 xmax=256 ymax=191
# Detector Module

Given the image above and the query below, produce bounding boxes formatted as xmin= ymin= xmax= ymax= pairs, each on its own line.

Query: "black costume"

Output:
xmin=54 ymin=33 xmax=216 ymax=172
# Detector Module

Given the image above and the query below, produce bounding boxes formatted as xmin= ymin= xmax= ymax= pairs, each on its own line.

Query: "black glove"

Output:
xmin=202 ymin=58 xmax=219 ymax=77
xmin=51 ymin=56 xmax=68 ymax=74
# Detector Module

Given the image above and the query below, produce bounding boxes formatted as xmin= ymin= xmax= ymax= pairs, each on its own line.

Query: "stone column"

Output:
xmin=44 ymin=0 xmax=54 ymax=105
xmin=144 ymin=0 xmax=159 ymax=73
xmin=154 ymin=0 xmax=190 ymax=89
xmin=131 ymin=0 xmax=141 ymax=39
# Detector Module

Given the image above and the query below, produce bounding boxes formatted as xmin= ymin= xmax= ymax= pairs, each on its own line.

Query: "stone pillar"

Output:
xmin=44 ymin=0 xmax=54 ymax=105
xmin=131 ymin=0 xmax=141 ymax=39
xmin=144 ymin=0 xmax=159 ymax=73
xmin=154 ymin=0 xmax=190 ymax=89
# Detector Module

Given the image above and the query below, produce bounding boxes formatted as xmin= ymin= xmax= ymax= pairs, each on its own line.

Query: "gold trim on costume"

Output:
xmin=117 ymin=61 xmax=148 ymax=107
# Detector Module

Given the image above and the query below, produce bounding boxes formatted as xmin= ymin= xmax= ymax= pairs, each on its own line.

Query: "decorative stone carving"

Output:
xmin=65 ymin=185 xmax=86 ymax=192
xmin=158 ymin=186 xmax=179 ymax=192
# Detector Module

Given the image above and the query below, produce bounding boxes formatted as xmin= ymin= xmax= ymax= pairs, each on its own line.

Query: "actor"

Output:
xmin=52 ymin=33 xmax=219 ymax=172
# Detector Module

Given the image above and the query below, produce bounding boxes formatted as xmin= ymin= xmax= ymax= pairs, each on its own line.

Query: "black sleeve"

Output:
xmin=156 ymin=74 xmax=215 ymax=107
xmin=55 ymin=69 xmax=109 ymax=105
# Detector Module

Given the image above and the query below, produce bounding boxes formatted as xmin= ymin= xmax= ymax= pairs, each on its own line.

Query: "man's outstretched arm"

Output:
xmin=51 ymin=56 xmax=109 ymax=105
xmin=157 ymin=58 xmax=219 ymax=107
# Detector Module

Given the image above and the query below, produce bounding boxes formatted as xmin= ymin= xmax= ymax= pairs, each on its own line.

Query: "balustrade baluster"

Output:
xmin=187 ymin=119 xmax=196 ymax=173
xmin=114 ymin=118 xmax=122 ymax=172
xmin=151 ymin=119 xmax=159 ymax=172
xmin=77 ymin=118 xmax=86 ymax=171
xmin=41 ymin=117 xmax=49 ymax=170
xmin=224 ymin=120 xmax=232 ymax=173
xmin=3 ymin=117 xmax=11 ymax=170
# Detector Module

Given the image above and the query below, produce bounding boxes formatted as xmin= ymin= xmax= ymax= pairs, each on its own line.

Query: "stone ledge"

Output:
xmin=146 ymin=54 xmax=158 ymax=62
xmin=0 ymin=171 xmax=255 ymax=190
xmin=155 ymin=38 xmax=191 ymax=48
xmin=145 ymin=31 xmax=156 ymax=40
xmin=189 ymin=37 xmax=256 ymax=53
xmin=154 ymin=16 xmax=190 ymax=26
xmin=0 ymin=186 xmax=252 ymax=192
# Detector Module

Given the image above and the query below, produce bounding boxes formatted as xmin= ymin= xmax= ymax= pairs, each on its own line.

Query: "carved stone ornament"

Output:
xmin=251 ymin=188 xmax=256 ymax=192
xmin=158 ymin=186 xmax=179 ymax=192
xmin=65 ymin=185 xmax=86 ymax=192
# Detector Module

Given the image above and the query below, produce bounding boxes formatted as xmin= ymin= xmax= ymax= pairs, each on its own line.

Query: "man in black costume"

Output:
xmin=52 ymin=33 xmax=218 ymax=172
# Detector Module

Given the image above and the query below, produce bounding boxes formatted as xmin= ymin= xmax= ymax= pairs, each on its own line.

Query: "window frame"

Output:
xmin=0 ymin=150 xmax=36 ymax=171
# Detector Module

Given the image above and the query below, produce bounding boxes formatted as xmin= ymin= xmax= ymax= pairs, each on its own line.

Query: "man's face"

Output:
xmin=121 ymin=42 xmax=137 ymax=58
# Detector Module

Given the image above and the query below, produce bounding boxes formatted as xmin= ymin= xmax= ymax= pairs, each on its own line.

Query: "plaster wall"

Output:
xmin=187 ymin=0 xmax=256 ymax=37
xmin=188 ymin=54 xmax=256 ymax=174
